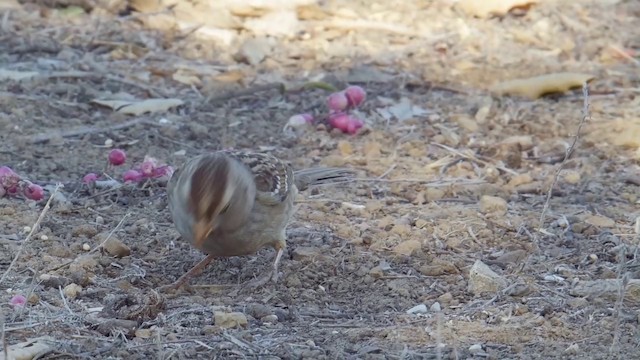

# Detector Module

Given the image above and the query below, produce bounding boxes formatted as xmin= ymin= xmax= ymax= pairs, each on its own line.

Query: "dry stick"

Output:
xmin=0 ymin=184 xmax=62 ymax=285
xmin=609 ymin=245 xmax=628 ymax=356
xmin=89 ymin=213 xmax=131 ymax=254
xmin=30 ymin=118 xmax=159 ymax=144
xmin=533 ymin=83 xmax=591 ymax=250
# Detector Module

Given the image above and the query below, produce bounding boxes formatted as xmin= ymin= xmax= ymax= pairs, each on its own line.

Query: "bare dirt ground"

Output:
xmin=1 ymin=0 xmax=640 ymax=359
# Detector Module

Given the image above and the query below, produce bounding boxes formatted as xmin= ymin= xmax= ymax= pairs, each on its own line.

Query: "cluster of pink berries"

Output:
xmin=83 ymin=149 xmax=174 ymax=185
xmin=287 ymin=85 xmax=367 ymax=135
xmin=0 ymin=166 xmax=45 ymax=201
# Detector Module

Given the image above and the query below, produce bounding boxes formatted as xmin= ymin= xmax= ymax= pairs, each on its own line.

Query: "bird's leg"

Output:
xmin=271 ymin=242 xmax=285 ymax=283
xmin=160 ymin=254 xmax=215 ymax=291
xmin=242 ymin=241 xmax=286 ymax=290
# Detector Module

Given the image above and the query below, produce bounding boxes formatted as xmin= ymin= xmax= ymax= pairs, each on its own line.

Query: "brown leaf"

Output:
xmin=458 ymin=0 xmax=539 ymax=18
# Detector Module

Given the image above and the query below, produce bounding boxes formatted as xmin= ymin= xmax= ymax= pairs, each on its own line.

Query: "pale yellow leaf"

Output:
xmin=91 ymin=98 xmax=184 ymax=116
xmin=458 ymin=0 xmax=538 ymax=18
xmin=490 ymin=73 xmax=595 ymax=99
xmin=172 ymin=70 xmax=202 ymax=86
xmin=0 ymin=337 xmax=53 ymax=360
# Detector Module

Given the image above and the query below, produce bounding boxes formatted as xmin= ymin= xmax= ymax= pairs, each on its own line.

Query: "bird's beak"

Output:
xmin=193 ymin=219 xmax=214 ymax=250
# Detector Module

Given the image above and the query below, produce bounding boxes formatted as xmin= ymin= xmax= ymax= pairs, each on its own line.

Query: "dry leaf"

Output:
xmin=0 ymin=337 xmax=53 ymax=360
xmin=458 ymin=0 xmax=538 ymax=18
xmin=0 ymin=69 xmax=38 ymax=81
xmin=490 ymin=73 xmax=595 ymax=99
xmin=172 ymin=69 xmax=202 ymax=86
xmin=376 ymin=97 xmax=430 ymax=122
xmin=91 ymin=98 xmax=184 ymax=116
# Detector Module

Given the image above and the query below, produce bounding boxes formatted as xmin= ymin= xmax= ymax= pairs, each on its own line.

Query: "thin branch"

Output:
xmin=0 ymin=184 xmax=62 ymax=285
xmin=30 ymin=118 xmax=160 ymax=144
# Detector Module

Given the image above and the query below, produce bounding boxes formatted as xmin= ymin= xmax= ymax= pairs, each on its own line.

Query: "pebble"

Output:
xmin=63 ymin=283 xmax=82 ymax=299
xmin=406 ymin=304 xmax=428 ymax=315
xmin=214 ymin=311 xmax=248 ymax=329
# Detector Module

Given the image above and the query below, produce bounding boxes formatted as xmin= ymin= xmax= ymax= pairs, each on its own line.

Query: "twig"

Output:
xmin=58 ymin=286 xmax=74 ymax=315
xmin=609 ymin=246 xmax=627 ymax=356
xmin=89 ymin=213 xmax=131 ymax=254
xmin=30 ymin=118 xmax=160 ymax=144
xmin=44 ymin=71 xmax=168 ymax=98
xmin=534 ymin=83 xmax=590 ymax=247
xmin=0 ymin=184 xmax=62 ymax=285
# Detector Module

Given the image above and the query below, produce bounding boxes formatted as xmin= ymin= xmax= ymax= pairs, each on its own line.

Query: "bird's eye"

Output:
xmin=219 ymin=202 xmax=231 ymax=214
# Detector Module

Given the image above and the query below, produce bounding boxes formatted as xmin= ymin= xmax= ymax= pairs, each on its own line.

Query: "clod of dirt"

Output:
xmin=570 ymin=279 xmax=640 ymax=306
xmin=392 ymin=239 xmax=421 ymax=256
xmin=419 ymin=259 xmax=459 ymax=276
xmin=468 ymin=260 xmax=508 ymax=295
xmin=63 ymin=283 xmax=82 ymax=299
xmin=100 ymin=235 xmax=131 ymax=258
xmin=214 ymin=311 xmax=248 ymax=329
xmin=479 ymin=195 xmax=508 ymax=215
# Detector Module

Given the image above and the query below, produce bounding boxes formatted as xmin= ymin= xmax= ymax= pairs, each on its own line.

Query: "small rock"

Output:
xmin=563 ymin=170 xmax=581 ymax=184
xmin=570 ymin=279 xmax=640 ymax=305
xmin=234 ymin=37 xmax=272 ymax=65
xmin=479 ymin=195 xmax=508 ymax=215
xmin=246 ymin=304 xmax=272 ymax=319
xmin=419 ymin=259 xmax=458 ymax=276
xmin=468 ymin=260 xmax=507 ymax=295
xmin=101 ymin=235 xmax=131 ymax=258
xmin=406 ymin=304 xmax=428 ymax=315
xmin=430 ymin=302 xmax=441 ymax=312
xmin=393 ymin=239 xmax=421 ymax=256
xmin=584 ymin=215 xmax=615 ymax=228
xmin=261 ymin=314 xmax=278 ymax=324
xmin=292 ymin=246 xmax=321 ymax=261
xmin=214 ymin=311 xmax=248 ymax=329
xmin=564 ymin=343 xmax=579 ymax=355
xmin=438 ymin=292 xmax=454 ymax=305
xmin=469 ymin=344 xmax=483 ymax=354
xmin=82 ymin=243 xmax=91 ymax=251
xmin=508 ymin=173 xmax=533 ymax=187
xmin=63 ymin=283 xmax=82 ymax=299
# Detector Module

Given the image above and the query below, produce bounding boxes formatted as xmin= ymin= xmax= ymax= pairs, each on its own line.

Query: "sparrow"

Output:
xmin=163 ymin=149 xmax=353 ymax=290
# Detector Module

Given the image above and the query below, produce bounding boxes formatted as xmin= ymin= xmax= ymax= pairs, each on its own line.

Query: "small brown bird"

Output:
xmin=163 ymin=150 xmax=352 ymax=290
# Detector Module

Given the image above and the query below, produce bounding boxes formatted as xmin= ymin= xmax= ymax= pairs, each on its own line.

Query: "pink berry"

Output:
xmin=83 ymin=173 xmax=99 ymax=184
xmin=152 ymin=165 xmax=174 ymax=180
xmin=344 ymin=85 xmax=366 ymax=108
xmin=300 ymin=113 xmax=314 ymax=123
xmin=0 ymin=166 xmax=20 ymax=190
xmin=328 ymin=113 xmax=351 ymax=132
xmin=24 ymin=183 xmax=44 ymax=201
xmin=9 ymin=294 xmax=26 ymax=308
xmin=108 ymin=149 xmax=127 ymax=166
xmin=123 ymin=169 xmax=143 ymax=183
xmin=346 ymin=117 xmax=364 ymax=135
xmin=140 ymin=156 xmax=158 ymax=177
xmin=327 ymin=92 xmax=349 ymax=112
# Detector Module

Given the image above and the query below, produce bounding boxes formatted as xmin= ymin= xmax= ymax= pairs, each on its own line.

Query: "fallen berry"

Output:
xmin=9 ymin=294 xmax=26 ymax=308
xmin=83 ymin=173 xmax=99 ymax=184
xmin=123 ymin=169 xmax=143 ymax=183
xmin=328 ymin=113 xmax=351 ymax=132
xmin=108 ymin=149 xmax=127 ymax=166
xmin=152 ymin=165 xmax=174 ymax=180
xmin=0 ymin=166 xmax=20 ymax=191
xmin=346 ymin=117 xmax=364 ymax=135
xmin=24 ymin=183 xmax=44 ymax=201
xmin=344 ymin=85 xmax=366 ymax=108
xmin=327 ymin=92 xmax=349 ymax=112
xmin=140 ymin=156 xmax=158 ymax=177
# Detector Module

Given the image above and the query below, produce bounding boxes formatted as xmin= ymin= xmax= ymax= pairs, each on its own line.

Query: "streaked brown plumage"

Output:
xmin=163 ymin=149 xmax=352 ymax=290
